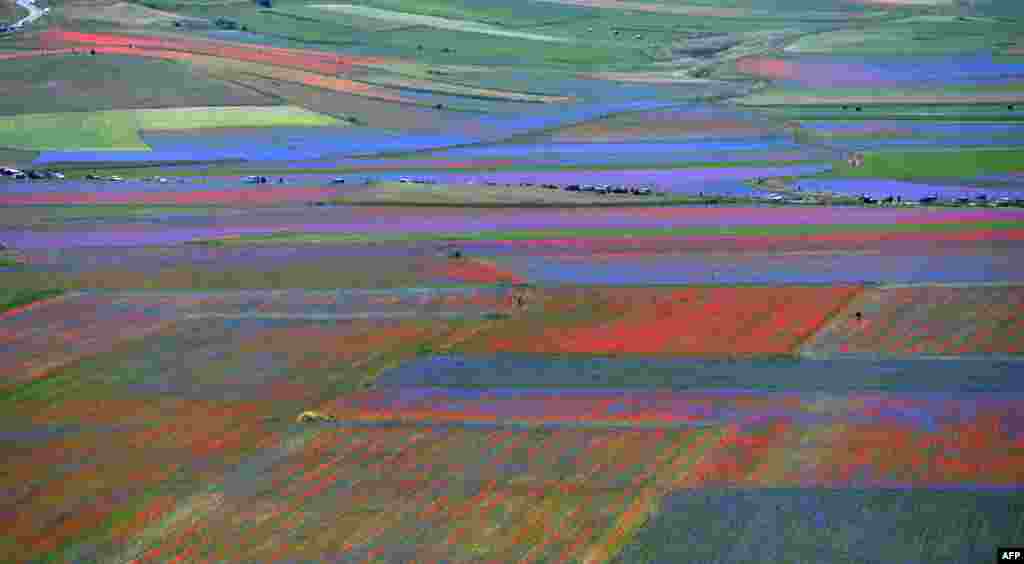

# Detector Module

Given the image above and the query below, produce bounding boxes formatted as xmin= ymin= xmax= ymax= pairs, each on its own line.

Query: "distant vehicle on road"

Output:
xmin=330 ymin=177 xmax=346 ymax=184
xmin=919 ymin=195 xmax=938 ymax=204
xmin=108 ymin=175 xmax=124 ymax=182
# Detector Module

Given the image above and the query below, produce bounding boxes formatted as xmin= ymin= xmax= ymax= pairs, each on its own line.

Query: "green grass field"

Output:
xmin=822 ymin=147 xmax=1024 ymax=180
xmin=0 ymin=288 xmax=64 ymax=314
xmin=0 ymin=106 xmax=338 ymax=150
xmin=134 ymin=105 xmax=340 ymax=130
xmin=0 ymin=147 xmax=39 ymax=166
xmin=784 ymin=15 xmax=1022 ymax=55
xmin=0 ymin=55 xmax=280 ymax=116
xmin=0 ymin=110 xmax=149 ymax=151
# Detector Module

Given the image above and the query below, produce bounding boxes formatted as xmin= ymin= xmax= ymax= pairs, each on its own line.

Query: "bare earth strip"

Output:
xmin=309 ymin=4 xmax=572 ymax=43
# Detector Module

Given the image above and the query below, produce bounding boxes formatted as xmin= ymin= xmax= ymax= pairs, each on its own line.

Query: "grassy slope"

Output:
xmin=821 ymin=148 xmax=1024 ymax=180
xmin=0 ymin=54 xmax=280 ymax=115
xmin=0 ymin=147 xmax=39 ymax=166
xmin=0 ymin=288 xmax=64 ymax=314
xmin=0 ymin=111 xmax=149 ymax=150
xmin=0 ymin=106 xmax=338 ymax=150
xmin=135 ymin=105 xmax=339 ymax=130
xmin=784 ymin=16 xmax=1021 ymax=55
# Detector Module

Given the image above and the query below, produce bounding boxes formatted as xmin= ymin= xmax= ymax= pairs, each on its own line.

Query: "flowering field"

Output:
xmin=7 ymin=386 xmax=1018 ymax=563
xmin=804 ymin=284 xmax=1024 ymax=355
xmin=1 ymin=283 xmax=1022 ymax=562
xmin=456 ymin=286 xmax=863 ymax=356
xmin=0 ymin=292 xmax=207 ymax=390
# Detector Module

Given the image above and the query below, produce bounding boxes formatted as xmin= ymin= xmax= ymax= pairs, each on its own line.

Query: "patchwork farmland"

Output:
xmin=1 ymin=0 xmax=1022 ymax=561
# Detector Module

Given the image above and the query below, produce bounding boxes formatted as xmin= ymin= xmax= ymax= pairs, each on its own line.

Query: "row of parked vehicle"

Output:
xmin=512 ymin=182 xmax=653 ymax=195
xmin=85 ymin=174 xmax=124 ymax=182
xmin=872 ymin=194 xmax=1022 ymax=207
xmin=244 ymin=175 xmax=287 ymax=184
xmin=1 ymin=167 xmax=64 ymax=180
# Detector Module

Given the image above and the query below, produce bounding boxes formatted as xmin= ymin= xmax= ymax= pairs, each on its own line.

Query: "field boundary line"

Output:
xmin=792 ymin=285 xmax=868 ymax=354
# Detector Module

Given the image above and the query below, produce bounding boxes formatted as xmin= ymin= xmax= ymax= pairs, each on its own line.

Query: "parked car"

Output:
xmin=919 ymin=195 xmax=938 ymax=204
xmin=27 ymin=170 xmax=47 ymax=180
xmin=1 ymin=167 xmax=22 ymax=176
xmin=954 ymin=196 xmax=971 ymax=205
xmin=11 ymin=172 xmax=27 ymax=180
xmin=580 ymin=185 xmax=595 ymax=192
xmin=593 ymin=185 xmax=608 ymax=195
xmin=564 ymin=184 xmax=580 ymax=192
xmin=611 ymin=185 xmax=629 ymax=194
xmin=330 ymin=178 xmax=346 ymax=184
xmin=634 ymin=186 xmax=652 ymax=196
xmin=243 ymin=175 xmax=261 ymax=183
xmin=86 ymin=174 xmax=103 ymax=180
xmin=108 ymin=176 xmax=124 ymax=182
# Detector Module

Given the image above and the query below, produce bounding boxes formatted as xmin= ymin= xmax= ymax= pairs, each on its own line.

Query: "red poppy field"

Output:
xmin=457 ymin=285 xmax=864 ymax=356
